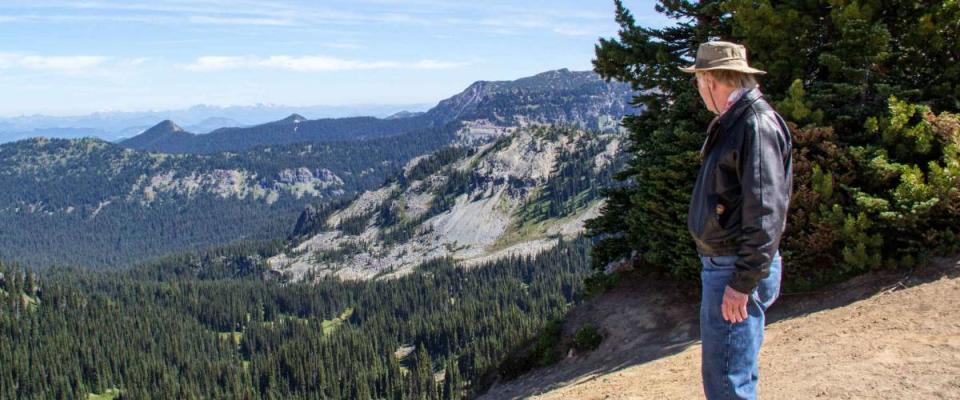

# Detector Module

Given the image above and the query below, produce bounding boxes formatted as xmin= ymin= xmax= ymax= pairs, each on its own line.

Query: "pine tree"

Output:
xmin=442 ymin=357 xmax=463 ymax=400
xmin=587 ymin=0 xmax=731 ymax=282
xmin=589 ymin=0 xmax=960 ymax=289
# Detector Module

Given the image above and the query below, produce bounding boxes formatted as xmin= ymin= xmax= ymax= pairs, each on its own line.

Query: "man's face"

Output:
xmin=694 ymin=72 xmax=720 ymax=114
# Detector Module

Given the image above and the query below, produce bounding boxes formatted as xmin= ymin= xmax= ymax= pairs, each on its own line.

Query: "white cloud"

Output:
xmin=117 ymin=57 xmax=150 ymax=67
xmin=0 ymin=53 xmax=109 ymax=72
xmin=181 ymin=55 xmax=468 ymax=72
xmin=0 ymin=53 xmax=155 ymax=76
xmin=19 ymin=55 xmax=107 ymax=70
xmin=258 ymin=56 xmax=394 ymax=71
xmin=180 ymin=56 xmax=248 ymax=71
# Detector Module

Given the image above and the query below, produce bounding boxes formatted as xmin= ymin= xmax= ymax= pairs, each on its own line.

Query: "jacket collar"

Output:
xmin=699 ymin=87 xmax=763 ymax=158
xmin=716 ymin=87 xmax=763 ymax=130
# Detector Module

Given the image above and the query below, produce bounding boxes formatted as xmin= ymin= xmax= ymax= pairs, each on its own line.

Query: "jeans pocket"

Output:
xmin=708 ymin=255 xmax=738 ymax=269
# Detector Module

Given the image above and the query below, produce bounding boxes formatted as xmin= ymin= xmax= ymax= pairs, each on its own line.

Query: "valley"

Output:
xmin=0 ymin=69 xmax=632 ymax=269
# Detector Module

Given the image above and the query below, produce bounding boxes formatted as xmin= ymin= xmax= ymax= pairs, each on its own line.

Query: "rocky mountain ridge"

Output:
xmin=269 ymin=123 xmax=626 ymax=281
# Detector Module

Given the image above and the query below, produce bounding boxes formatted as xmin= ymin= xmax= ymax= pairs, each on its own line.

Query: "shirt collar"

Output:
xmin=721 ymin=88 xmax=750 ymax=115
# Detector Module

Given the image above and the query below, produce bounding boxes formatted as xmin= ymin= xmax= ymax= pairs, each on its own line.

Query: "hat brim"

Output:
xmin=679 ymin=65 xmax=767 ymax=74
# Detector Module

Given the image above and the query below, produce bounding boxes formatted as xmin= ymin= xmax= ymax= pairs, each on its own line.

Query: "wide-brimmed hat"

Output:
xmin=679 ymin=41 xmax=766 ymax=75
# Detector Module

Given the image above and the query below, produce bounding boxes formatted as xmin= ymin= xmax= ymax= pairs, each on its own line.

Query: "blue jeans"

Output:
xmin=699 ymin=250 xmax=781 ymax=400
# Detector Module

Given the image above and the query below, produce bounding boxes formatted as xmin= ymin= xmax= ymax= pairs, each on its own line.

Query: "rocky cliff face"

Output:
xmin=427 ymin=68 xmax=635 ymax=133
xmin=126 ymin=166 xmax=344 ymax=206
xmin=269 ymin=124 xmax=627 ymax=281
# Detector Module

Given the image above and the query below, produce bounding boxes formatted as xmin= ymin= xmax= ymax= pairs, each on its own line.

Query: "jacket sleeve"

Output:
xmin=729 ymin=111 xmax=791 ymax=294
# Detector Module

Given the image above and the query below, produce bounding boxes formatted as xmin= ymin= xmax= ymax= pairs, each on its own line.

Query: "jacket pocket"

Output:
xmin=715 ymin=196 xmax=734 ymax=229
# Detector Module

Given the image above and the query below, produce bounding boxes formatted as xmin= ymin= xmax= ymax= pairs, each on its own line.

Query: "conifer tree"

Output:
xmin=589 ymin=0 xmax=960 ymax=288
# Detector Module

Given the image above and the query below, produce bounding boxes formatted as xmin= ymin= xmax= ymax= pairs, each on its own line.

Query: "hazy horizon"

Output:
xmin=0 ymin=101 xmax=435 ymax=119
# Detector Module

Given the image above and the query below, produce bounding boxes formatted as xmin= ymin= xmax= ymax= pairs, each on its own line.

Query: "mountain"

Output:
xmin=122 ymin=114 xmax=438 ymax=154
xmin=0 ymin=69 xmax=634 ymax=269
xmin=385 ymin=110 xmax=425 ymax=119
xmin=0 ymin=126 xmax=455 ymax=268
xmin=119 ymin=69 xmax=636 ymax=154
xmin=270 ymin=123 xmax=627 ymax=281
xmin=118 ymin=120 xmax=193 ymax=150
xmin=427 ymin=68 xmax=635 ymax=129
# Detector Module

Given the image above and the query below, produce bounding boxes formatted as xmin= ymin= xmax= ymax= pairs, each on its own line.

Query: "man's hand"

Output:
xmin=721 ymin=285 xmax=749 ymax=323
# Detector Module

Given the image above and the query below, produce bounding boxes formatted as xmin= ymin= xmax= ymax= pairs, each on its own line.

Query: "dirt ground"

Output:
xmin=479 ymin=254 xmax=960 ymax=399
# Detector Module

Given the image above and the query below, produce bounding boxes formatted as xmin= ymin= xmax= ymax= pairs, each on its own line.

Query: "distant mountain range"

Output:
xmin=121 ymin=113 xmax=439 ymax=154
xmin=119 ymin=68 xmax=636 ymax=154
xmin=0 ymin=103 xmax=433 ymax=144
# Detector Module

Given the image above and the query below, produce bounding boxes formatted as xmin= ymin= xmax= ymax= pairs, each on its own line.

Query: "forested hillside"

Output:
xmin=0 ymin=236 xmax=594 ymax=399
xmin=0 ymin=126 xmax=454 ymax=268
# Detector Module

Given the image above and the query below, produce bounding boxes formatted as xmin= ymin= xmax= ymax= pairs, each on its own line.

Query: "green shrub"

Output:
xmin=573 ymin=325 xmax=603 ymax=351
xmin=534 ymin=318 xmax=565 ymax=366
xmin=497 ymin=317 xmax=566 ymax=380
xmin=583 ymin=271 xmax=621 ymax=299
xmin=782 ymin=100 xmax=960 ymax=289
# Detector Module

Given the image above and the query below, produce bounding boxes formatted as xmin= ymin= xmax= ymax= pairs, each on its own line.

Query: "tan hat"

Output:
xmin=679 ymin=41 xmax=766 ymax=75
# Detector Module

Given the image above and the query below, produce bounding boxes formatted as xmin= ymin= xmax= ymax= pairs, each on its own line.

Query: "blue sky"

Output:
xmin=0 ymin=0 xmax=669 ymax=116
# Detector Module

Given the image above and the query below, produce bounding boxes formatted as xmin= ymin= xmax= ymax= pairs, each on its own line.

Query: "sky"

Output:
xmin=0 ymin=0 xmax=670 ymax=117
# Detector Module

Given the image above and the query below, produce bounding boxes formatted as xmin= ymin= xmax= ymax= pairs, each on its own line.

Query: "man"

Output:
xmin=681 ymin=41 xmax=794 ymax=399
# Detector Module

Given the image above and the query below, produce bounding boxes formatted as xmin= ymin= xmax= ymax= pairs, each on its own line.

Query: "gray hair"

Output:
xmin=697 ymin=69 xmax=759 ymax=89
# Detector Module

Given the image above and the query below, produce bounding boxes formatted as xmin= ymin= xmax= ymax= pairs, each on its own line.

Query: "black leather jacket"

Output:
xmin=687 ymin=87 xmax=793 ymax=294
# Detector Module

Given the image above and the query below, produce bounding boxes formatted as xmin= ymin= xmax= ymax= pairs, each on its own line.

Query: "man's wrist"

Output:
xmin=728 ymin=274 xmax=757 ymax=295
